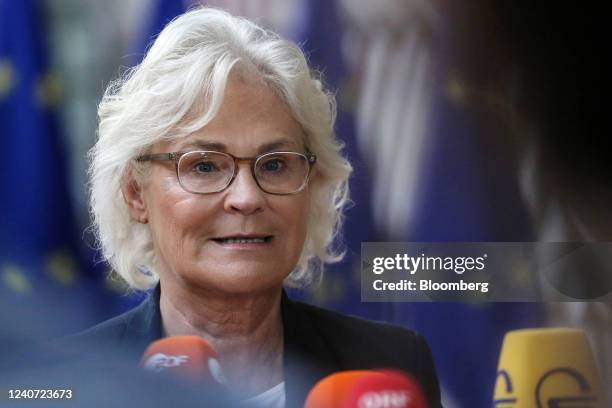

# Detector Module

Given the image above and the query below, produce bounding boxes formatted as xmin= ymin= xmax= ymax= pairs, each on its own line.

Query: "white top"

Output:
xmin=241 ymin=381 xmax=285 ymax=408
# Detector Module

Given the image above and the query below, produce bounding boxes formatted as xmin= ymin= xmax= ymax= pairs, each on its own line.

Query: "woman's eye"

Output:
xmin=194 ymin=162 xmax=217 ymax=173
xmin=262 ymin=159 xmax=285 ymax=172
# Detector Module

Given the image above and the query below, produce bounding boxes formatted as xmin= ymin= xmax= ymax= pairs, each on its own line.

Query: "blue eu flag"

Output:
xmin=288 ymin=2 xmax=545 ymax=406
xmin=0 ymin=0 xmax=101 ymax=339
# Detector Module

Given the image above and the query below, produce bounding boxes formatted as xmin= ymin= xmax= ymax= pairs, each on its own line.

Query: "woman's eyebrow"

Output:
xmin=177 ymin=138 xmax=300 ymax=154
xmin=178 ymin=140 xmax=227 ymax=151
xmin=257 ymin=139 xmax=299 ymax=154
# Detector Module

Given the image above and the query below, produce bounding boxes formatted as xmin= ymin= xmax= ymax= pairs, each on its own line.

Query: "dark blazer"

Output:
xmin=63 ymin=285 xmax=441 ymax=407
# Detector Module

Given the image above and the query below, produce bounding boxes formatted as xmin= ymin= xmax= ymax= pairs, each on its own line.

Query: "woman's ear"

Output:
xmin=121 ymin=170 xmax=149 ymax=224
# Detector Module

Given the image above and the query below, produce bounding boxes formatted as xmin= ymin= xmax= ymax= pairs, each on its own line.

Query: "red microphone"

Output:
xmin=305 ymin=370 xmax=372 ymax=407
xmin=140 ymin=335 xmax=226 ymax=388
xmin=305 ymin=369 xmax=429 ymax=408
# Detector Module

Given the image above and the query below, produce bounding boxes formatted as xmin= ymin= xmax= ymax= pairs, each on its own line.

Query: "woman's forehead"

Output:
xmin=209 ymin=76 xmax=302 ymax=133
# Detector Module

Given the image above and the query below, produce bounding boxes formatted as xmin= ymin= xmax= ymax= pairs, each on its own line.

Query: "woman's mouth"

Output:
xmin=212 ymin=235 xmax=274 ymax=245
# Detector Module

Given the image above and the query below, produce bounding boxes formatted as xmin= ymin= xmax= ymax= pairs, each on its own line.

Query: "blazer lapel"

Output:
xmin=118 ymin=284 xmax=163 ymax=359
xmin=281 ymin=291 xmax=341 ymax=408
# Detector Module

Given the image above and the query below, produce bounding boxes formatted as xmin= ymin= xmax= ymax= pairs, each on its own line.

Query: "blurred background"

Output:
xmin=1 ymin=0 xmax=610 ymax=406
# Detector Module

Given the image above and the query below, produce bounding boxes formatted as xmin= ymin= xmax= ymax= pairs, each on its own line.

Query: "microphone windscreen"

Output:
xmin=305 ymin=369 xmax=428 ymax=408
xmin=305 ymin=370 xmax=372 ymax=408
xmin=140 ymin=335 xmax=225 ymax=386
xmin=344 ymin=369 xmax=428 ymax=408
xmin=494 ymin=328 xmax=606 ymax=407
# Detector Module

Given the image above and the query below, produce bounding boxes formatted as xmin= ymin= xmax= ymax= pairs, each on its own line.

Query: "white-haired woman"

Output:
xmin=73 ymin=7 xmax=440 ymax=407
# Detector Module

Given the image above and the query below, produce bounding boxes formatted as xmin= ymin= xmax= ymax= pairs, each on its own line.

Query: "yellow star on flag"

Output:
xmin=36 ymin=71 xmax=63 ymax=107
xmin=0 ymin=59 xmax=17 ymax=99
xmin=1 ymin=264 xmax=32 ymax=295
xmin=46 ymin=250 xmax=78 ymax=286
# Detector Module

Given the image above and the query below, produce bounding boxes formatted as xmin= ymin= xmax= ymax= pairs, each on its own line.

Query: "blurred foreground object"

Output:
xmin=305 ymin=369 xmax=429 ymax=408
xmin=494 ymin=328 xmax=605 ymax=407
xmin=140 ymin=335 xmax=226 ymax=388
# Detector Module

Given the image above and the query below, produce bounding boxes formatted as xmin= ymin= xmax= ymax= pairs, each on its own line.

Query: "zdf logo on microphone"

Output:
xmin=143 ymin=353 xmax=190 ymax=372
xmin=358 ymin=390 xmax=412 ymax=408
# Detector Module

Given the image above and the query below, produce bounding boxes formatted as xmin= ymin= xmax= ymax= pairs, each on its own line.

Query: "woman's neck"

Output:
xmin=158 ymin=279 xmax=285 ymax=398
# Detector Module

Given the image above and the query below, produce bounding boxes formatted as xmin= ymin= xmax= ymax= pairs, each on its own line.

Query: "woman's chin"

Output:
xmin=185 ymin=265 xmax=287 ymax=296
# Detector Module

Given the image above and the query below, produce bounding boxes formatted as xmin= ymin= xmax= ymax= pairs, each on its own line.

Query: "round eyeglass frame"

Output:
xmin=135 ymin=150 xmax=317 ymax=195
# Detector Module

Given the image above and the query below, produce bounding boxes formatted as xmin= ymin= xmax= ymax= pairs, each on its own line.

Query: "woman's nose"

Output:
xmin=222 ymin=164 xmax=265 ymax=215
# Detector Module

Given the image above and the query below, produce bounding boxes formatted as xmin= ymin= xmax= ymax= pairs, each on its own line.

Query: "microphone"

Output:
xmin=140 ymin=335 xmax=226 ymax=388
xmin=493 ymin=328 xmax=606 ymax=408
xmin=305 ymin=369 xmax=429 ymax=408
xmin=305 ymin=370 xmax=371 ymax=407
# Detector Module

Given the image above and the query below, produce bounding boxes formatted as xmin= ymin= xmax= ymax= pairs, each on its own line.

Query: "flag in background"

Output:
xmin=0 ymin=0 xmax=106 ymax=340
xmin=397 ymin=11 xmax=545 ymax=407
xmin=348 ymin=7 xmax=544 ymax=408
xmin=403 ymin=79 xmax=544 ymax=404
xmin=297 ymin=1 xmax=545 ymax=406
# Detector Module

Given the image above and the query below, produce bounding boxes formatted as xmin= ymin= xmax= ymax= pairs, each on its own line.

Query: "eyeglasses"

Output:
xmin=135 ymin=150 xmax=317 ymax=195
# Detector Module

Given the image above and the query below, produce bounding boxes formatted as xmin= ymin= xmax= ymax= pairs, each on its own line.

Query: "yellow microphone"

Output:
xmin=493 ymin=328 xmax=606 ymax=408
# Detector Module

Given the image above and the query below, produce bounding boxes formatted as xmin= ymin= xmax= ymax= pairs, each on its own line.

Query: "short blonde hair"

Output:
xmin=89 ymin=6 xmax=351 ymax=290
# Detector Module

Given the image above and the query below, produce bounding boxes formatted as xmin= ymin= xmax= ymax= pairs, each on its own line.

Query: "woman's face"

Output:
xmin=127 ymin=75 xmax=310 ymax=296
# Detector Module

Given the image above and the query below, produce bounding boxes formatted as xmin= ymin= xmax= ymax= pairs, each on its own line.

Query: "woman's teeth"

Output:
xmin=219 ymin=238 xmax=266 ymax=244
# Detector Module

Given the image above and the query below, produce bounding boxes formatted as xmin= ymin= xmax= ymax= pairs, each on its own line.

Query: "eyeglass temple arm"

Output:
xmin=135 ymin=153 xmax=179 ymax=162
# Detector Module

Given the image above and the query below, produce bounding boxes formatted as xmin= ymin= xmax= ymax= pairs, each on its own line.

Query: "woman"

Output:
xmin=78 ymin=7 xmax=440 ymax=407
